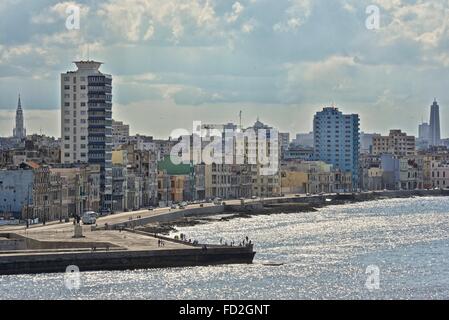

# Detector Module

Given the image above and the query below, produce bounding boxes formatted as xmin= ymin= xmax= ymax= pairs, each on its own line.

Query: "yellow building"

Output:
xmin=112 ymin=150 xmax=126 ymax=165
xmin=281 ymin=171 xmax=308 ymax=194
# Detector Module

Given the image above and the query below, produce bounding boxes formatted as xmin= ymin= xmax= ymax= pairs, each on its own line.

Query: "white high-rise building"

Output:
xmin=61 ymin=61 xmax=113 ymax=209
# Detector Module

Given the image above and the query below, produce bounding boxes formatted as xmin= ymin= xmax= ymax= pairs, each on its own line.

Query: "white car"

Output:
xmin=82 ymin=212 xmax=97 ymax=225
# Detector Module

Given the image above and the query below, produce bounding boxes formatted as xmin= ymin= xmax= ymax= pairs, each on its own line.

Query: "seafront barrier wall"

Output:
xmin=0 ymin=245 xmax=256 ymax=275
xmin=111 ymin=205 xmax=225 ymax=229
xmin=110 ymin=189 xmax=449 ymax=228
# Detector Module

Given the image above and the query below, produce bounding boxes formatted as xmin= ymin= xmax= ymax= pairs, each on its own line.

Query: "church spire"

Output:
xmin=13 ymin=94 xmax=26 ymax=140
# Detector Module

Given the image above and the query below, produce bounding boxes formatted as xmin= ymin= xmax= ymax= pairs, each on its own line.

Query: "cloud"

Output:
xmin=115 ymin=72 xmax=159 ymax=85
xmin=2 ymin=0 xmax=449 ymax=138
xmin=241 ymin=18 xmax=257 ymax=33
xmin=273 ymin=0 xmax=312 ymax=32
xmin=97 ymin=0 xmax=218 ymax=43
xmin=31 ymin=1 xmax=90 ymax=25
xmin=0 ymin=109 xmax=60 ymax=137
xmin=226 ymin=2 xmax=244 ymax=23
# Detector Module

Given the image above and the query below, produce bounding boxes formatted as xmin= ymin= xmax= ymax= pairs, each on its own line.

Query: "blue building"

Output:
xmin=0 ymin=168 xmax=34 ymax=219
xmin=313 ymin=107 xmax=360 ymax=188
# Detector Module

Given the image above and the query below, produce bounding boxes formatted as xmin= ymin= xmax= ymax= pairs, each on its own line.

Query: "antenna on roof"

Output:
xmin=239 ymin=110 xmax=242 ymax=130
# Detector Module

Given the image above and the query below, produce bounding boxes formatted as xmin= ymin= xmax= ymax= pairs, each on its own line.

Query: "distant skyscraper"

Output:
xmin=13 ymin=94 xmax=26 ymax=140
xmin=418 ymin=122 xmax=430 ymax=141
xmin=429 ymin=99 xmax=441 ymax=146
xmin=292 ymin=132 xmax=314 ymax=147
xmin=360 ymin=132 xmax=381 ymax=154
xmin=61 ymin=61 xmax=113 ymax=209
xmin=417 ymin=122 xmax=431 ymax=151
xmin=313 ymin=107 xmax=360 ymax=188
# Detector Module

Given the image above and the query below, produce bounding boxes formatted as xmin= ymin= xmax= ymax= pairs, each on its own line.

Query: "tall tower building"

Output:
xmin=418 ymin=122 xmax=430 ymax=141
xmin=13 ymin=94 xmax=26 ymax=140
xmin=429 ymin=99 xmax=441 ymax=146
xmin=61 ymin=61 xmax=113 ymax=209
xmin=313 ymin=107 xmax=360 ymax=188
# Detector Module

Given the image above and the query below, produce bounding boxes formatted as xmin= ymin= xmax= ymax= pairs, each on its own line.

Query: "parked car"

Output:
xmin=83 ymin=210 xmax=99 ymax=218
xmin=171 ymin=204 xmax=177 ymax=209
xmin=148 ymin=206 xmax=154 ymax=211
xmin=99 ymin=208 xmax=111 ymax=216
xmin=82 ymin=212 xmax=97 ymax=225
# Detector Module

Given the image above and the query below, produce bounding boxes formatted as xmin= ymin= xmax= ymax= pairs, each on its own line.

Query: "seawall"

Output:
xmin=110 ymin=189 xmax=449 ymax=228
xmin=0 ymin=246 xmax=256 ymax=275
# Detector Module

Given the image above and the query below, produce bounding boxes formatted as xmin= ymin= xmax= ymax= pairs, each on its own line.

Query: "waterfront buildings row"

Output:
xmin=0 ymin=162 xmax=100 ymax=222
xmin=2 ymin=59 xmax=448 ymax=222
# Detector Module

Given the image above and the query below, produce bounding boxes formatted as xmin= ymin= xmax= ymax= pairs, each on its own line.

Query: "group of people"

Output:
xmin=175 ymin=233 xmax=201 ymax=246
xmin=219 ymin=236 xmax=253 ymax=247
xmin=157 ymin=239 xmax=165 ymax=247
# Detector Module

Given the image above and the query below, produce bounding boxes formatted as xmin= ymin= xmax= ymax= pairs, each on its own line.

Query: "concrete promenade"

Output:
xmin=2 ymin=189 xmax=449 ymax=233
xmin=1 ymin=189 xmax=447 ymax=275
xmin=0 ymin=228 xmax=255 ymax=274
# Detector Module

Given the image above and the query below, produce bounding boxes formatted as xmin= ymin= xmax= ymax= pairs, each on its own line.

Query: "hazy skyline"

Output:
xmin=1 ymin=0 xmax=449 ymax=138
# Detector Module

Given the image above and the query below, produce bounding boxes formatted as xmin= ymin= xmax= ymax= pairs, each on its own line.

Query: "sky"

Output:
xmin=1 ymin=0 xmax=449 ymax=139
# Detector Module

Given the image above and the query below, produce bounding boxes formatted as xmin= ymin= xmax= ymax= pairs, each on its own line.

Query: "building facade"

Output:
xmin=313 ymin=107 xmax=360 ymax=188
xmin=372 ymin=130 xmax=416 ymax=157
xmin=61 ymin=61 xmax=113 ymax=209
xmin=112 ymin=120 xmax=130 ymax=149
